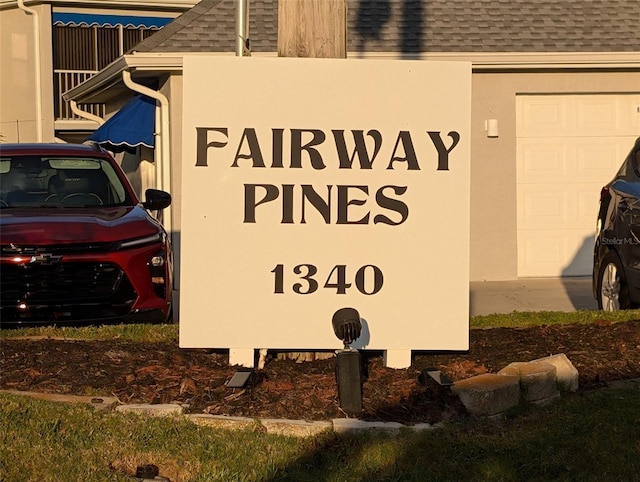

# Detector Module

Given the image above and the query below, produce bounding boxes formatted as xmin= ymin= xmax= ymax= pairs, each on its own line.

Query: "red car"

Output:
xmin=0 ymin=143 xmax=172 ymax=325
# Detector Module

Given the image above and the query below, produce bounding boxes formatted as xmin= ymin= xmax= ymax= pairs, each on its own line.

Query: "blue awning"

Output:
xmin=52 ymin=13 xmax=173 ymax=29
xmin=87 ymin=94 xmax=156 ymax=152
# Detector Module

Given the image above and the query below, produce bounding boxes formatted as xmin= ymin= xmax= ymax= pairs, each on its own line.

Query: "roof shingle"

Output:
xmin=132 ymin=0 xmax=640 ymax=54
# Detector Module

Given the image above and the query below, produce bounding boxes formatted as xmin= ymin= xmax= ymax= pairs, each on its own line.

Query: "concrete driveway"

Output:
xmin=469 ymin=277 xmax=598 ymax=316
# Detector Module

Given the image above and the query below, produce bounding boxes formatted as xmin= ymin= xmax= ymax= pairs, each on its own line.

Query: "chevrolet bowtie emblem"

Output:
xmin=29 ymin=253 xmax=63 ymax=265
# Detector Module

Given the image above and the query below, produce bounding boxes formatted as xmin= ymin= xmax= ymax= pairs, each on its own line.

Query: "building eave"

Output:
xmin=64 ymin=50 xmax=640 ymax=104
xmin=351 ymin=51 xmax=640 ymax=70
xmin=63 ymin=54 xmax=183 ymax=103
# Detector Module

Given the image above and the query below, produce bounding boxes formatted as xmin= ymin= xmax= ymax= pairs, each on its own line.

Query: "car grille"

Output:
xmin=1 ymin=242 xmax=118 ymax=256
xmin=0 ymin=261 xmax=136 ymax=322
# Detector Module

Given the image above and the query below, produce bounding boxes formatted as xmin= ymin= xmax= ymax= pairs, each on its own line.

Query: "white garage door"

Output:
xmin=517 ymin=94 xmax=640 ymax=277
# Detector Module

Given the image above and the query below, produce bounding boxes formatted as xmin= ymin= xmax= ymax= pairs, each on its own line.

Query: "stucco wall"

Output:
xmin=470 ymin=70 xmax=640 ymax=281
xmin=0 ymin=5 xmax=54 ymax=143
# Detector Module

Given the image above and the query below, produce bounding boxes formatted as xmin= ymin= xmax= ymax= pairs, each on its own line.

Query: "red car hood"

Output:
xmin=0 ymin=206 xmax=161 ymax=245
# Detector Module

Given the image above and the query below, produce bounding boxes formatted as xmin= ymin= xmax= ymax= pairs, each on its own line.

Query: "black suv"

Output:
xmin=593 ymin=137 xmax=640 ymax=310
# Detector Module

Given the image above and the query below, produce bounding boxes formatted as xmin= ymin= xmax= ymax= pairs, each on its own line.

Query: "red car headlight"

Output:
xmin=117 ymin=233 xmax=162 ymax=250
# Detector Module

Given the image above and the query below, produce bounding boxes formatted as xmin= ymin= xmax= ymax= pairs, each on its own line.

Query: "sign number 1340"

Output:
xmin=271 ymin=264 xmax=384 ymax=295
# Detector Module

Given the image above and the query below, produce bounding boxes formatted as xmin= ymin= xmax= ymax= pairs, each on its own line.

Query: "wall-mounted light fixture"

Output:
xmin=485 ymin=119 xmax=499 ymax=138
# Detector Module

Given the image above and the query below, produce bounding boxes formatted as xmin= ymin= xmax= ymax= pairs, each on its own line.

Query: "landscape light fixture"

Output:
xmin=332 ymin=307 xmax=362 ymax=348
xmin=226 ymin=368 xmax=255 ymax=388
xmin=332 ymin=307 xmax=363 ymax=416
xmin=421 ymin=368 xmax=454 ymax=387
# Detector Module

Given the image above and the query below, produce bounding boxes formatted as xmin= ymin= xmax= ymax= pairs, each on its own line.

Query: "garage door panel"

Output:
xmin=517 ymin=98 xmax=570 ymax=137
xmin=518 ymin=234 xmax=565 ymax=271
xmin=518 ymin=231 xmax=595 ymax=277
xmin=517 ymin=140 xmax=572 ymax=183
xmin=577 ymin=98 xmax=622 ymax=135
xmin=518 ymin=94 xmax=640 ymax=138
xmin=576 ymin=96 xmax=640 ymax=136
xmin=518 ymin=138 xmax=627 ymax=184
xmin=563 ymin=231 xmax=596 ymax=277
xmin=576 ymin=140 xmax=631 ymax=179
xmin=516 ymin=93 xmax=640 ymax=277
xmin=518 ymin=185 xmax=600 ymax=230
xmin=578 ymin=188 xmax=601 ymax=227
xmin=518 ymin=187 xmax=572 ymax=229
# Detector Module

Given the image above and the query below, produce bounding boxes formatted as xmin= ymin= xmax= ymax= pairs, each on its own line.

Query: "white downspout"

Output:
xmin=122 ymin=70 xmax=172 ymax=235
xmin=69 ymin=100 xmax=104 ymax=126
xmin=17 ymin=0 xmax=43 ymax=142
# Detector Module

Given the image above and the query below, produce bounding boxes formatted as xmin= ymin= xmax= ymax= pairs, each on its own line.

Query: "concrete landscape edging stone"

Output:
xmin=0 ymin=390 xmax=118 ymax=410
xmin=451 ymin=373 xmax=521 ymax=416
xmin=531 ymin=353 xmax=580 ymax=392
xmin=0 ymin=390 xmax=441 ymax=437
xmin=451 ymin=353 xmax=579 ymax=416
xmin=0 ymin=353 xmax=581 ymax=433
xmin=497 ymin=361 xmax=560 ymax=402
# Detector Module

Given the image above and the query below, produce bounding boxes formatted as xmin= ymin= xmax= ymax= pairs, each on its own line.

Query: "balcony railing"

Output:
xmin=54 ymin=70 xmax=106 ymax=121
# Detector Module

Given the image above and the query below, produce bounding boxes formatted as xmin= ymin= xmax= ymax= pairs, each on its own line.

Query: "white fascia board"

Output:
xmin=144 ymin=50 xmax=640 ymax=69
xmin=350 ymin=51 xmax=640 ymax=69
xmin=179 ymin=51 xmax=640 ymax=69
xmin=123 ymin=52 xmax=185 ymax=71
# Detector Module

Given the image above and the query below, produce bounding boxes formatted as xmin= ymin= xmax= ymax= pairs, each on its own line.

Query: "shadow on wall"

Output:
xmin=354 ymin=0 xmax=391 ymax=53
xmin=561 ymin=235 xmax=598 ymax=311
xmin=354 ymin=0 xmax=424 ymax=57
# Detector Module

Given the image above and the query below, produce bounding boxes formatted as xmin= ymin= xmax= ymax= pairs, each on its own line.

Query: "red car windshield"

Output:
xmin=0 ymin=156 xmax=129 ymax=208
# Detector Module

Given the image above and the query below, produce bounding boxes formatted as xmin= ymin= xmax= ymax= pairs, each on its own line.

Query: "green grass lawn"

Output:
xmin=1 ymin=383 xmax=639 ymax=481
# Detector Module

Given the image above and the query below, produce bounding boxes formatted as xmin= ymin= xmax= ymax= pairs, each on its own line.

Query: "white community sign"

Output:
xmin=180 ymin=56 xmax=471 ymax=368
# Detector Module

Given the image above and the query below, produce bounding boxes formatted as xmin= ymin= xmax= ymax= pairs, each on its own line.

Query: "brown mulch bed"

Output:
xmin=1 ymin=320 xmax=639 ymax=425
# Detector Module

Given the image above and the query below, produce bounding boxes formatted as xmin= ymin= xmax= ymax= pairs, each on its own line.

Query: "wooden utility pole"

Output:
xmin=277 ymin=0 xmax=347 ymax=58
xmin=276 ymin=0 xmax=347 ymax=362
